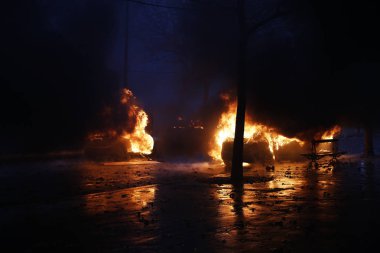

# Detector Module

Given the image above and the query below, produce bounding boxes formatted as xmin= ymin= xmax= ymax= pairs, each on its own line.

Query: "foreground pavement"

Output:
xmin=1 ymin=157 xmax=380 ymax=252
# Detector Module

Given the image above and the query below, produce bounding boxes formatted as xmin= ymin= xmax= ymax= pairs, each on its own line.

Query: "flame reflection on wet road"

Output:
xmin=1 ymin=158 xmax=380 ymax=252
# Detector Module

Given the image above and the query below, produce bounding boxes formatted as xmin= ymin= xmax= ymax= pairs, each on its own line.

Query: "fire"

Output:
xmin=121 ymin=89 xmax=154 ymax=154
xmin=209 ymin=98 xmax=304 ymax=162
xmin=321 ymin=125 xmax=341 ymax=139
xmin=122 ymin=109 xmax=154 ymax=154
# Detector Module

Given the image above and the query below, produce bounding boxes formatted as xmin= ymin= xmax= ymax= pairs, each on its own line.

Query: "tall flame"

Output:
xmin=121 ymin=89 xmax=154 ymax=155
xmin=209 ymin=98 xmax=303 ymax=162
xmin=321 ymin=125 xmax=341 ymax=139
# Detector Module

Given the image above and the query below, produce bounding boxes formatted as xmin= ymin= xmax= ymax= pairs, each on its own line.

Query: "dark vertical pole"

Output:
xmin=231 ymin=0 xmax=246 ymax=184
xmin=364 ymin=124 xmax=374 ymax=157
xmin=123 ymin=0 xmax=129 ymax=88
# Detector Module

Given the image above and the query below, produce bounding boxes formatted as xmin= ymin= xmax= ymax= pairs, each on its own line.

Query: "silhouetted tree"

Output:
xmin=232 ymin=0 xmax=289 ymax=183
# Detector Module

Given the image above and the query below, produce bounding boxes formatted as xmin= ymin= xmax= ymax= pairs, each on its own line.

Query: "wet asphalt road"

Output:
xmin=1 ymin=157 xmax=380 ymax=252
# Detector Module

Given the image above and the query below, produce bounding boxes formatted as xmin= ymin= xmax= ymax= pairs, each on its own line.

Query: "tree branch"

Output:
xmin=247 ymin=9 xmax=290 ymax=37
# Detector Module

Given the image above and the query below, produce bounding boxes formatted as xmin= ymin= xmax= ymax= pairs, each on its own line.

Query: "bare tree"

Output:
xmin=232 ymin=0 xmax=289 ymax=183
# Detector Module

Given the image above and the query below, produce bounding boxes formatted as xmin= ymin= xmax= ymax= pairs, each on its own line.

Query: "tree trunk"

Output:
xmin=231 ymin=0 xmax=246 ymax=184
xmin=364 ymin=125 xmax=375 ymax=157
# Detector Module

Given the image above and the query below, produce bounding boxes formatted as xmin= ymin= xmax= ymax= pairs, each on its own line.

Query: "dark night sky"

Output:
xmin=1 ymin=0 xmax=380 ymax=154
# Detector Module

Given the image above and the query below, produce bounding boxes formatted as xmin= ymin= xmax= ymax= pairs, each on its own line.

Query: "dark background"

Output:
xmin=1 ymin=0 xmax=380 ymax=155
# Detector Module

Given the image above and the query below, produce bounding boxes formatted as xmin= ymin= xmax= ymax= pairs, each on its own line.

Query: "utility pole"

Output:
xmin=123 ymin=0 xmax=129 ymax=88
xmin=231 ymin=0 xmax=247 ymax=184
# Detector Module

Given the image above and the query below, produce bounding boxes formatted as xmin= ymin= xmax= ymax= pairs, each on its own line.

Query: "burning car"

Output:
xmin=84 ymin=88 xmax=154 ymax=161
xmin=84 ymin=132 xmax=129 ymax=161
xmin=209 ymin=95 xmax=304 ymax=165
xmin=221 ymin=138 xmax=273 ymax=166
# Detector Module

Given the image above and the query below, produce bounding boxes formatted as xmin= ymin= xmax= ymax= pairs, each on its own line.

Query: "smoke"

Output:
xmin=2 ymin=0 xmax=380 ymax=155
xmin=0 ymin=1 xmax=120 ymax=154
xmin=175 ymin=0 xmax=380 ymax=137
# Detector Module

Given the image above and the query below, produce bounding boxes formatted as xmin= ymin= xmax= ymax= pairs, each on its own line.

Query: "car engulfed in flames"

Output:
xmin=221 ymin=138 xmax=273 ymax=166
xmin=213 ymin=95 xmax=342 ymax=166
xmin=84 ymin=88 xmax=154 ymax=161
xmin=209 ymin=95 xmax=305 ymax=165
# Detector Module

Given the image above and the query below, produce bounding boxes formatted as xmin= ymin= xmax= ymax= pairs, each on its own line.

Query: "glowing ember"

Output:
xmin=209 ymin=97 xmax=304 ymax=162
xmin=321 ymin=125 xmax=342 ymax=139
xmin=121 ymin=89 xmax=154 ymax=154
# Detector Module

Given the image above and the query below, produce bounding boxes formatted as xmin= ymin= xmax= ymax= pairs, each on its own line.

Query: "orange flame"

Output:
xmin=209 ymin=98 xmax=303 ymax=162
xmin=121 ymin=89 xmax=154 ymax=154
xmin=321 ymin=125 xmax=341 ymax=139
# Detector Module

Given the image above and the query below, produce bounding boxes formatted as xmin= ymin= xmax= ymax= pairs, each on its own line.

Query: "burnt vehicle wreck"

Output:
xmin=221 ymin=138 xmax=273 ymax=166
xmin=84 ymin=132 xmax=151 ymax=161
